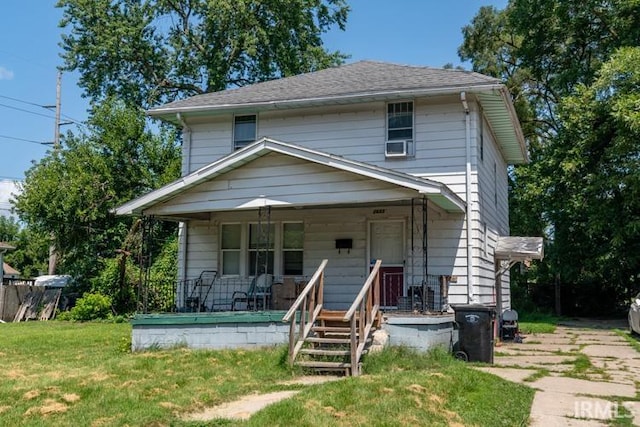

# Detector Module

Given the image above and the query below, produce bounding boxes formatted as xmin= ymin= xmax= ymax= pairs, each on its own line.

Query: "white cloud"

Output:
xmin=0 ymin=66 xmax=15 ymax=80
xmin=0 ymin=180 xmax=20 ymax=218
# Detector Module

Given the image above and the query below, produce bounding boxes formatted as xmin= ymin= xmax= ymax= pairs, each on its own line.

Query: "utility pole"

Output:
xmin=48 ymin=70 xmax=62 ymax=274
xmin=54 ymin=70 xmax=62 ymax=149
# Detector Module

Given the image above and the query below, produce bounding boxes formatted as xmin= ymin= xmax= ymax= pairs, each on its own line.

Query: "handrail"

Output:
xmin=282 ymin=259 xmax=328 ymax=365
xmin=282 ymin=259 xmax=328 ymax=322
xmin=343 ymin=259 xmax=382 ymax=376
xmin=343 ymin=260 xmax=382 ymax=321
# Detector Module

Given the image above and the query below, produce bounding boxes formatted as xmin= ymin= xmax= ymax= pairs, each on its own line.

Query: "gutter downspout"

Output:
xmin=176 ymin=113 xmax=191 ymax=288
xmin=461 ymin=92 xmax=476 ymax=304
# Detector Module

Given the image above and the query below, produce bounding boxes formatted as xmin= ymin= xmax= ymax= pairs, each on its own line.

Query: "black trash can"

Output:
xmin=452 ymin=304 xmax=496 ymax=363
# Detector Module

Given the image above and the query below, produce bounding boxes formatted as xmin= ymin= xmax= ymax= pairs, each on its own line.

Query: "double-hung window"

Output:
xmin=282 ymin=222 xmax=304 ymax=275
xmin=233 ymin=115 xmax=257 ymax=150
xmin=385 ymin=101 xmax=414 ymax=156
xmin=221 ymin=224 xmax=242 ymax=275
xmin=248 ymin=223 xmax=275 ymax=276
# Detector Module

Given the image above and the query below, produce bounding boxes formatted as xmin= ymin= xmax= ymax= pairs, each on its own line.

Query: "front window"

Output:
xmin=249 ymin=223 xmax=275 ymax=275
xmin=233 ymin=115 xmax=257 ymax=150
xmin=221 ymin=224 xmax=242 ymax=275
xmin=387 ymin=101 xmax=413 ymax=140
xmin=220 ymin=222 xmax=305 ymax=277
xmin=282 ymin=222 xmax=304 ymax=275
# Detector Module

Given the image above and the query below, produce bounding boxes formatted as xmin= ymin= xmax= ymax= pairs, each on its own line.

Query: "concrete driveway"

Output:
xmin=477 ymin=319 xmax=640 ymax=426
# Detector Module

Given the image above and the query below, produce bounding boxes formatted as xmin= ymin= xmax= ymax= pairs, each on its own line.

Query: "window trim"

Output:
xmin=233 ymin=114 xmax=258 ymax=150
xmin=385 ymin=100 xmax=415 ymax=157
xmin=220 ymin=223 xmax=244 ymax=277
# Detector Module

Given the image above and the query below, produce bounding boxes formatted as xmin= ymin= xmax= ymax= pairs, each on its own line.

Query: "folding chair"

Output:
xmin=500 ymin=309 xmax=519 ymax=341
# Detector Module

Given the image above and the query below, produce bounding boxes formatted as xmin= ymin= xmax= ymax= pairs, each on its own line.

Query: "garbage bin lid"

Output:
xmin=450 ymin=304 xmax=496 ymax=313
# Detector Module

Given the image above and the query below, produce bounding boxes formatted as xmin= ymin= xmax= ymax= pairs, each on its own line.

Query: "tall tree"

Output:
xmin=13 ymin=99 xmax=180 ymax=288
xmin=544 ymin=47 xmax=640 ymax=311
xmin=57 ymin=0 xmax=349 ymax=108
xmin=460 ymin=1 xmax=640 ymax=314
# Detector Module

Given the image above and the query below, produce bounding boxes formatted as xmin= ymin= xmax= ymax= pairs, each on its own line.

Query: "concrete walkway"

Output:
xmin=477 ymin=319 xmax=640 ymax=426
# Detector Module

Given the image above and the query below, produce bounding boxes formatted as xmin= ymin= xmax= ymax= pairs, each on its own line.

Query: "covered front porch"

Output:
xmin=116 ymin=139 xmax=467 ymax=316
xmin=132 ymin=260 xmax=457 ymax=376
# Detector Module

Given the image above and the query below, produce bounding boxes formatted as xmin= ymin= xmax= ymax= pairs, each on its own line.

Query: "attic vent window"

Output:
xmin=234 ymin=115 xmax=257 ymax=150
xmin=386 ymin=101 xmax=414 ymax=157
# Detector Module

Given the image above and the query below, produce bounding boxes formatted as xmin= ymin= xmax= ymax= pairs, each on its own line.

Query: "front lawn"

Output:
xmin=0 ymin=321 xmax=533 ymax=426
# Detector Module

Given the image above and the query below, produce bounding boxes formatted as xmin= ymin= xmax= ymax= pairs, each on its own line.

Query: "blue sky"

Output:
xmin=0 ymin=0 xmax=507 ymax=215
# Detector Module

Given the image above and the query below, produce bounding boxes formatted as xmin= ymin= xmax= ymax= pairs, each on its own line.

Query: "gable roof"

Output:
xmin=148 ymin=60 xmax=528 ymax=164
xmin=3 ymin=262 xmax=20 ymax=276
xmin=114 ymin=137 xmax=466 ymax=217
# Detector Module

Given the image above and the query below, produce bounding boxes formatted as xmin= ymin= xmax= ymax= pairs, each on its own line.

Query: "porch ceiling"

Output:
xmin=113 ymin=138 xmax=466 ymax=218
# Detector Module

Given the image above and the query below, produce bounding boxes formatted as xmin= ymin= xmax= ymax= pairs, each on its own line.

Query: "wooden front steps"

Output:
xmin=292 ymin=309 xmax=373 ymax=376
xmin=284 ymin=259 xmax=382 ymax=377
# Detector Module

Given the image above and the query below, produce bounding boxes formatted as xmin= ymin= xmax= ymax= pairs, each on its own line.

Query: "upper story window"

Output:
xmin=233 ymin=115 xmax=257 ymax=150
xmin=387 ymin=101 xmax=413 ymax=140
xmin=385 ymin=101 xmax=414 ymax=157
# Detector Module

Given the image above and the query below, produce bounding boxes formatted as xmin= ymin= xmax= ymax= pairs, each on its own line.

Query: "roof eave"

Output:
xmin=147 ymin=83 xmax=505 ymax=123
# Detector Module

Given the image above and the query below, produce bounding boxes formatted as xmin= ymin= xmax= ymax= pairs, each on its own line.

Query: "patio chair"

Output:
xmin=500 ymin=309 xmax=519 ymax=341
xmin=231 ymin=274 xmax=273 ymax=311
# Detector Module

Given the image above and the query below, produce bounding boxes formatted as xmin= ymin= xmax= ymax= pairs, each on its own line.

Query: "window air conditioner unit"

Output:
xmin=385 ymin=140 xmax=413 ymax=158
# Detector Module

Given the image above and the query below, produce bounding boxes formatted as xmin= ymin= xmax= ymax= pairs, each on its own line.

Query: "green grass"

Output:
xmin=616 ymin=329 xmax=640 ymax=353
xmin=0 ymin=322 xmax=535 ymax=426
xmin=518 ymin=311 xmax=560 ymax=334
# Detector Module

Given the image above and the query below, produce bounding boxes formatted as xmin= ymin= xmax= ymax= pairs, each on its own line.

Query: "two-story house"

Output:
xmin=115 ymin=61 xmax=528 ymax=313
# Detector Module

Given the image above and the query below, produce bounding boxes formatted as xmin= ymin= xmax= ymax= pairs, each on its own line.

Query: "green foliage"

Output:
xmin=0 ymin=216 xmax=49 ymax=278
xmin=63 ymin=292 xmax=113 ymax=321
xmin=0 ymin=215 xmax=20 ymax=242
xmin=13 ymin=99 xmax=179 ymax=291
xmin=57 ymin=0 xmax=350 ymax=108
xmin=90 ymin=257 xmax=140 ymax=313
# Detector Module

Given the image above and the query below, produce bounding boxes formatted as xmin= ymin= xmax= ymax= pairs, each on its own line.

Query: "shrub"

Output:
xmin=65 ymin=292 xmax=113 ymax=321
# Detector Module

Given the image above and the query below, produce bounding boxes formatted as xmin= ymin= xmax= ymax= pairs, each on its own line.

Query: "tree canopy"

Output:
xmin=57 ymin=0 xmax=349 ymax=108
xmin=13 ymin=99 xmax=180 ymax=305
xmin=461 ymin=0 xmax=640 ymax=314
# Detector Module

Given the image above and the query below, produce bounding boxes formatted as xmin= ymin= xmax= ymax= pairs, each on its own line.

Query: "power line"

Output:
xmin=0 ymin=94 xmax=85 ymax=126
xmin=0 ymin=102 xmax=56 ymax=120
xmin=0 ymin=134 xmax=50 ymax=146
xmin=0 ymin=94 xmax=45 ymax=109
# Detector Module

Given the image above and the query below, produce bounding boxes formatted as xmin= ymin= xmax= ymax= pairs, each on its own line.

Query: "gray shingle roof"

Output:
xmin=149 ymin=60 xmax=501 ymax=115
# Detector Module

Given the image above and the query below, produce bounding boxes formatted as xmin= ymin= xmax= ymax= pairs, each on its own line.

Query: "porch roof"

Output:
xmin=113 ymin=138 xmax=466 ymax=217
